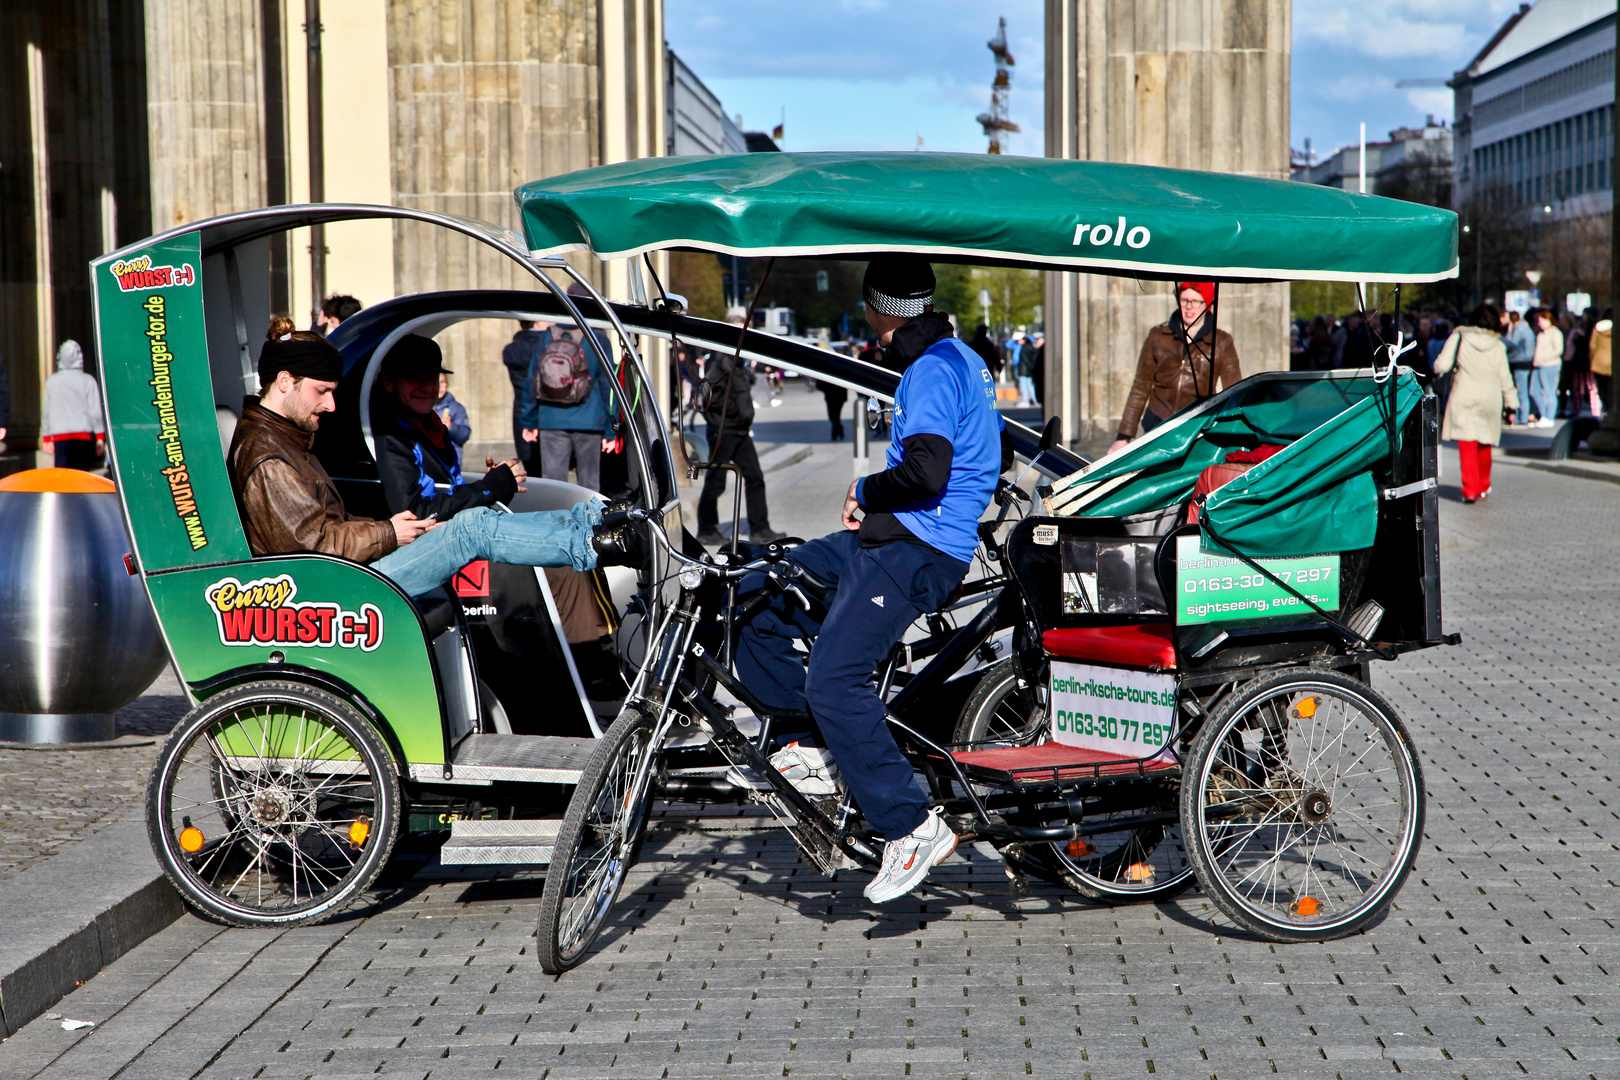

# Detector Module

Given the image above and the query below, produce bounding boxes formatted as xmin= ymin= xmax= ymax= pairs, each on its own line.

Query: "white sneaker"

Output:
xmin=724 ymin=741 xmax=842 ymax=796
xmin=1536 ymin=417 xmax=1556 ymax=428
xmin=864 ymin=808 xmax=959 ymax=904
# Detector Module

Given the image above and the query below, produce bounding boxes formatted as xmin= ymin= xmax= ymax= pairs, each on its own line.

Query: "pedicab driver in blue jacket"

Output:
xmin=732 ymin=256 xmax=1007 ymax=904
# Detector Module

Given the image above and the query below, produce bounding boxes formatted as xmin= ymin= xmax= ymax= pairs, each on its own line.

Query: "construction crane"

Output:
xmin=976 ymin=17 xmax=1019 ymax=155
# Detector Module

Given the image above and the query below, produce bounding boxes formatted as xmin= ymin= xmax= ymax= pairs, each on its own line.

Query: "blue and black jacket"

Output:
xmin=375 ymin=404 xmax=518 ymax=520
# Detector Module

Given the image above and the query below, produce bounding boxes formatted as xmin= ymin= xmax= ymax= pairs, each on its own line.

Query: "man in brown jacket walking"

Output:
xmin=229 ymin=331 xmax=643 ymax=598
xmin=1110 ymin=281 xmax=1242 ymax=454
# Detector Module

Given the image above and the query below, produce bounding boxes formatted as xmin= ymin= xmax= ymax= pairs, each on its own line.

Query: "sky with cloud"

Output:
xmin=665 ymin=1 xmax=1533 ymax=163
xmin=1291 ymin=0 xmax=1529 ymax=158
xmin=665 ymin=0 xmax=1046 ymax=156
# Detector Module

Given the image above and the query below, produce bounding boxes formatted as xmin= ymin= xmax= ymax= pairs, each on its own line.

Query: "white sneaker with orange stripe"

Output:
xmin=864 ymin=808 xmax=958 ymax=903
xmin=724 ymin=741 xmax=842 ymax=797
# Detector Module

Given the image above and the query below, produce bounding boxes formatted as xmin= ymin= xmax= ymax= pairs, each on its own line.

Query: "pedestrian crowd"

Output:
xmin=1292 ymin=301 xmax=1616 ymax=505
xmin=1292 ymin=302 xmax=1613 ymax=426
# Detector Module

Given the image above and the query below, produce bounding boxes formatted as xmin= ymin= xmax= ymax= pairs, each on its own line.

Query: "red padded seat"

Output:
xmin=1042 ymin=623 xmax=1176 ymax=669
xmin=951 ymin=742 xmax=1179 ymax=781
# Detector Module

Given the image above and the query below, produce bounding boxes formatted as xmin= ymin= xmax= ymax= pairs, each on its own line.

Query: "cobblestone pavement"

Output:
xmin=3 ymin=450 xmax=1620 ymax=1079
xmin=0 ymin=668 xmax=188 ymax=883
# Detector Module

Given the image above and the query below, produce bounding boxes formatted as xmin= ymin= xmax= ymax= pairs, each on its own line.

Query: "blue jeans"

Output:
xmin=1017 ymin=374 xmax=1039 ymax=406
xmin=372 ymin=501 xmax=601 ymax=597
xmin=1532 ymin=364 xmax=1561 ymax=421
xmin=1513 ymin=369 xmax=1533 ymax=424
xmin=735 ymin=529 xmax=969 ymax=840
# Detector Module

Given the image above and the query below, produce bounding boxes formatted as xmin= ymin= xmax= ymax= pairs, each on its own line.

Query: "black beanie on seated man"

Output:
xmin=258 ymin=335 xmax=343 ymax=387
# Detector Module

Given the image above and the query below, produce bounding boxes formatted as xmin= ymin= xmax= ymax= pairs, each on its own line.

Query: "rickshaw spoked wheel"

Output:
xmin=145 ymin=681 xmax=402 ymax=928
xmin=536 ymin=706 xmax=657 ymax=974
xmin=955 ymin=660 xmax=1195 ymax=904
xmin=1179 ymin=669 xmax=1424 ymax=943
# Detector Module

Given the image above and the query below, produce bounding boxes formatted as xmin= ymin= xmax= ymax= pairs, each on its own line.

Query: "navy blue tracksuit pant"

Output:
xmin=735 ymin=529 xmax=969 ymax=840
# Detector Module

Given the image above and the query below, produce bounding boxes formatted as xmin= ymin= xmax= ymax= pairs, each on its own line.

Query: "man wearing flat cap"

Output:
xmin=229 ymin=324 xmax=644 ymax=599
xmin=731 ymin=256 xmax=1009 ymax=904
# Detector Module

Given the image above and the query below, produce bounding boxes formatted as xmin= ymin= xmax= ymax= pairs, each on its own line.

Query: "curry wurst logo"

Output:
xmin=111 ymin=255 xmax=196 ymax=292
xmin=206 ymin=574 xmax=383 ymax=651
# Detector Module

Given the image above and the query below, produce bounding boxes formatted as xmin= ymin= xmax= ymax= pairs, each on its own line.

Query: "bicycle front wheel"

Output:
xmin=536 ymin=707 xmax=657 ymax=974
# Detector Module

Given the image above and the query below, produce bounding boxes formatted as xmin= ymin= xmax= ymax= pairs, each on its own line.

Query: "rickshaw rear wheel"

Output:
xmin=956 ymin=660 xmax=1194 ymax=904
xmin=536 ymin=707 xmax=657 ymax=974
xmin=1179 ymin=669 xmax=1424 ymax=943
xmin=145 ymin=681 xmax=401 ymax=927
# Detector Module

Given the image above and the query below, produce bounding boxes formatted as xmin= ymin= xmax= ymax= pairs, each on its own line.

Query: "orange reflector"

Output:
xmin=349 ymin=817 xmax=371 ymax=847
xmin=178 ymin=826 xmax=204 ymax=853
xmin=1124 ymin=862 xmax=1155 ymax=883
xmin=1290 ymin=895 xmax=1322 ymax=917
xmin=1066 ymin=839 xmax=1096 ymax=859
xmin=1292 ymin=695 xmax=1320 ymax=719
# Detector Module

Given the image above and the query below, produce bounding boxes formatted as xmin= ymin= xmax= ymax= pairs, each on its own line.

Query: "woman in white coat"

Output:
xmin=1432 ymin=304 xmax=1519 ymax=504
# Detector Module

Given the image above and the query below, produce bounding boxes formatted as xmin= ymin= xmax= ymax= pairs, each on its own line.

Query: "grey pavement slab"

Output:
xmin=0 ymin=666 xmax=187 ymax=884
xmin=0 ymin=814 xmax=185 ymax=1040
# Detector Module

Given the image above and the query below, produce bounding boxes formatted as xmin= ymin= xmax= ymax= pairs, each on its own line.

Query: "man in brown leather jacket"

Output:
xmin=230 ymin=332 xmax=643 ymax=597
xmin=1110 ymin=281 xmax=1242 ymax=453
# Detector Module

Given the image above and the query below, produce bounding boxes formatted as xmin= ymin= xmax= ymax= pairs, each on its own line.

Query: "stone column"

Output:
xmin=144 ymin=0 xmax=272 ymax=229
xmin=1044 ymin=0 xmax=1292 ymax=455
xmin=388 ymin=0 xmax=665 ymax=465
xmin=0 ymin=0 xmax=148 ymax=452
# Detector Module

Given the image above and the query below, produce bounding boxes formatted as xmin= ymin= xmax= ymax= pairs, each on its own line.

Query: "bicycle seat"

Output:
xmin=1043 ymin=623 xmax=1175 ymax=669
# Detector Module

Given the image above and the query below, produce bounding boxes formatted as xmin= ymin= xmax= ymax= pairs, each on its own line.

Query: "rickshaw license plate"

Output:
xmin=1049 ymin=661 xmax=1177 ymax=760
xmin=1174 ymin=537 xmax=1340 ymax=625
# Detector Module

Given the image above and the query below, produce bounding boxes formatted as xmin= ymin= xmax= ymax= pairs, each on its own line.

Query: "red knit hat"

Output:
xmin=1176 ymin=281 xmax=1215 ymax=305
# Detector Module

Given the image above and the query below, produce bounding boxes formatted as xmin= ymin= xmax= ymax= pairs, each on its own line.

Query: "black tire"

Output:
xmin=536 ymin=707 xmax=657 ymax=974
xmin=145 ymin=681 xmax=401 ymax=927
xmin=955 ymin=660 xmax=1194 ymax=904
xmin=1179 ymin=669 xmax=1424 ymax=942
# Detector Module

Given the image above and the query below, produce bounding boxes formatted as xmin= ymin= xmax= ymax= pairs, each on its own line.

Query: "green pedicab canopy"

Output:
xmin=1047 ymin=372 xmax=1424 ymax=558
xmin=516 ymin=152 xmax=1458 ymax=283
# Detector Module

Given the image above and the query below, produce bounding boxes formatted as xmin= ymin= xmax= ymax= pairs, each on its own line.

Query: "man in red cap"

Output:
xmin=1110 ymin=281 xmax=1243 ymax=454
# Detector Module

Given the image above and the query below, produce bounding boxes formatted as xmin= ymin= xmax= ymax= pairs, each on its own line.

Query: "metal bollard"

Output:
xmin=0 ymin=469 xmax=169 ymax=743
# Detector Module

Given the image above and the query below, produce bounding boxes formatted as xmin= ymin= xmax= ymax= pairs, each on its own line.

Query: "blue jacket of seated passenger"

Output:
xmin=518 ymin=324 xmax=617 ymax=437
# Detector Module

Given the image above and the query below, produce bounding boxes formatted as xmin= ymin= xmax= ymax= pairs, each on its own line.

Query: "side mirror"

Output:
xmin=867 ymin=396 xmax=894 ymax=430
xmin=1037 ymin=415 xmax=1061 ymax=454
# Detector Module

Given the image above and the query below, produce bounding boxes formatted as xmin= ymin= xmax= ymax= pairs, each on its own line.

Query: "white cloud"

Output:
xmin=1404 ymin=88 xmax=1454 ymax=119
xmin=1293 ymin=0 xmax=1525 ymax=62
xmin=1320 ymin=74 xmax=1393 ymax=103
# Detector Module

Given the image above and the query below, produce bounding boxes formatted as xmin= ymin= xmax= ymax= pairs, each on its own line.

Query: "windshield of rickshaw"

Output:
xmin=1046 ymin=371 xmax=1424 ymax=558
xmin=515 ymin=152 xmax=1458 ymax=283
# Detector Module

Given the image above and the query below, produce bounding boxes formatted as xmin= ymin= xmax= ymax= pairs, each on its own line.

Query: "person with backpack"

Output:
xmin=520 ymin=287 xmax=617 ymax=493
xmin=694 ymin=341 xmax=783 ymax=545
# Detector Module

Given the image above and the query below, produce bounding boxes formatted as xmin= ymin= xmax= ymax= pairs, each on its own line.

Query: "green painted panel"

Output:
xmin=146 ymin=557 xmax=446 ymax=766
xmin=92 ymin=234 xmax=250 ymax=570
xmin=517 ymin=152 xmax=1459 ymax=283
